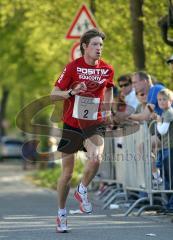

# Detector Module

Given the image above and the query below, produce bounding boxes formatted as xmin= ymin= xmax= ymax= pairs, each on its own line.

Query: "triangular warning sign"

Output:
xmin=66 ymin=4 xmax=97 ymax=39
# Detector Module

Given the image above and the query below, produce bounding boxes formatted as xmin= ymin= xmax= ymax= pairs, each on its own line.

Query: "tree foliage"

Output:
xmin=0 ymin=0 xmax=173 ymax=133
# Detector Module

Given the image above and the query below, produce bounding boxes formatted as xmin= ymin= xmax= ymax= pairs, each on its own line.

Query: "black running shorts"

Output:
xmin=58 ymin=123 xmax=105 ymax=154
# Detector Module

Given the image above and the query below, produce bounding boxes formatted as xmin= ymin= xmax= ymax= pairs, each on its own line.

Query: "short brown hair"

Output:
xmin=117 ymin=74 xmax=132 ymax=85
xmin=133 ymin=71 xmax=152 ymax=85
xmin=80 ymin=28 xmax=105 ymax=55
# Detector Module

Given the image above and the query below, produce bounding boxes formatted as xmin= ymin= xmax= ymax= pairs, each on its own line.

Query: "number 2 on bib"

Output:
xmin=83 ymin=109 xmax=89 ymax=118
xmin=72 ymin=95 xmax=100 ymax=120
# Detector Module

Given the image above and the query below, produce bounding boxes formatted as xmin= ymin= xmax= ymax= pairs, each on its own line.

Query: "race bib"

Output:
xmin=72 ymin=95 xmax=100 ymax=120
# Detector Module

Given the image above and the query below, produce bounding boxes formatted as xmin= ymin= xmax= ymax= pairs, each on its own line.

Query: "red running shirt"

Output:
xmin=54 ymin=57 xmax=114 ymax=129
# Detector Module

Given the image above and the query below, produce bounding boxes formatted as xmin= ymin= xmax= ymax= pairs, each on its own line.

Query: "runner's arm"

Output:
xmin=50 ymin=86 xmax=73 ymax=101
xmin=50 ymin=82 xmax=87 ymax=102
xmin=103 ymin=87 xmax=113 ymax=115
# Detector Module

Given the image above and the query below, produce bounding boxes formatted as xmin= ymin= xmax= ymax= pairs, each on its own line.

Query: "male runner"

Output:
xmin=50 ymin=28 xmax=114 ymax=233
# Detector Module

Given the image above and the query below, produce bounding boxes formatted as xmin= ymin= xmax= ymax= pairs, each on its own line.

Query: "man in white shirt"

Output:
xmin=117 ymin=74 xmax=139 ymax=111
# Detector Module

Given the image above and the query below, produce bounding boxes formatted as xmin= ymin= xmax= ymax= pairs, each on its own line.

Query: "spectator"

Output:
xmin=155 ymin=88 xmax=173 ymax=212
xmin=129 ymin=71 xmax=165 ymax=122
xmin=117 ymin=74 xmax=139 ymax=111
xmin=129 ymin=71 xmax=165 ymax=183
xmin=135 ymin=89 xmax=147 ymax=115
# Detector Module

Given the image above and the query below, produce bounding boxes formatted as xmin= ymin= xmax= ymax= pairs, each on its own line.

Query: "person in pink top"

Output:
xmin=50 ymin=28 xmax=114 ymax=233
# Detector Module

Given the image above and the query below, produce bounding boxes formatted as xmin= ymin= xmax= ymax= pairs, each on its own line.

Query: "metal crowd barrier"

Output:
xmin=98 ymin=121 xmax=173 ymax=215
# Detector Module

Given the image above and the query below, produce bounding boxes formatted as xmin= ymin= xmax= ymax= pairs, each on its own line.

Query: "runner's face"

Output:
xmin=84 ymin=36 xmax=103 ymax=61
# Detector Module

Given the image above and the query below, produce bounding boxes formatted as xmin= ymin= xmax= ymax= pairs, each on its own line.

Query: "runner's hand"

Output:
xmin=72 ymin=82 xmax=87 ymax=95
xmin=103 ymin=111 xmax=113 ymax=127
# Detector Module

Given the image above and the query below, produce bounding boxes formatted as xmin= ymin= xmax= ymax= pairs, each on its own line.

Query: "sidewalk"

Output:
xmin=0 ymin=161 xmax=173 ymax=240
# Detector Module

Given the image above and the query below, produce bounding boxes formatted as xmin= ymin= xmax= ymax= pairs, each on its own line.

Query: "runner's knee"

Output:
xmin=86 ymin=148 xmax=103 ymax=162
xmin=84 ymin=136 xmax=104 ymax=162
xmin=61 ymin=171 xmax=73 ymax=182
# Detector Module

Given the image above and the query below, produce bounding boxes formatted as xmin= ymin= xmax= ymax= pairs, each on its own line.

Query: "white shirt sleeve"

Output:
xmin=157 ymin=122 xmax=170 ymax=135
xmin=125 ymin=89 xmax=139 ymax=110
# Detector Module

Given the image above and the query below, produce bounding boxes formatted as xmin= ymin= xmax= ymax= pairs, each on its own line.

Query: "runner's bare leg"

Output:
xmin=82 ymin=134 xmax=104 ymax=187
xmin=58 ymin=153 xmax=75 ymax=208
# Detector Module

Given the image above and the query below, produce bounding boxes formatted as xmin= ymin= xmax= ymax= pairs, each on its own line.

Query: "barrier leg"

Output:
xmin=136 ymin=205 xmax=165 ymax=216
xmin=127 ymin=191 xmax=140 ymax=200
xmin=99 ymin=185 xmax=116 ymax=199
xmin=154 ymin=196 xmax=167 ymax=205
xmin=102 ymin=187 xmax=119 ymax=203
xmin=124 ymin=197 xmax=149 ymax=216
xmin=102 ymin=191 xmax=125 ymax=209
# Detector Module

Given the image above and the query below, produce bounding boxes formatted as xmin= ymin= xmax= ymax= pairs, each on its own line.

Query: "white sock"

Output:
xmin=58 ymin=208 xmax=66 ymax=216
xmin=78 ymin=182 xmax=87 ymax=194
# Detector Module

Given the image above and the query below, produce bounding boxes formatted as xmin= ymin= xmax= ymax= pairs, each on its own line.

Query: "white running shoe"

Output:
xmin=74 ymin=186 xmax=92 ymax=213
xmin=56 ymin=214 xmax=68 ymax=233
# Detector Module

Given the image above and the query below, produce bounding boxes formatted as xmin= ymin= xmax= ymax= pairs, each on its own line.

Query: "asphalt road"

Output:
xmin=0 ymin=161 xmax=173 ymax=240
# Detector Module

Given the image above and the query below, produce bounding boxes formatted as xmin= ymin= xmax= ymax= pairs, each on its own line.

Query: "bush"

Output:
xmin=31 ymin=159 xmax=84 ymax=189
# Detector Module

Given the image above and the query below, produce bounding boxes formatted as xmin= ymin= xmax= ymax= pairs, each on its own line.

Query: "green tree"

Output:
xmin=1 ymin=0 xmax=173 ymax=137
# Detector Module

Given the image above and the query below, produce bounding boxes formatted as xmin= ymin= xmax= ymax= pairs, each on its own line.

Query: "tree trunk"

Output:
xmin=158 ymin=0 xmax=173 ymax=47
xmin=0 ymin=87 xmax=9 ymax=137
xmin=130 ymin=0 xmax=145 ymax=70
xmin=90 ymin=0 xmax=96 ymax=15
